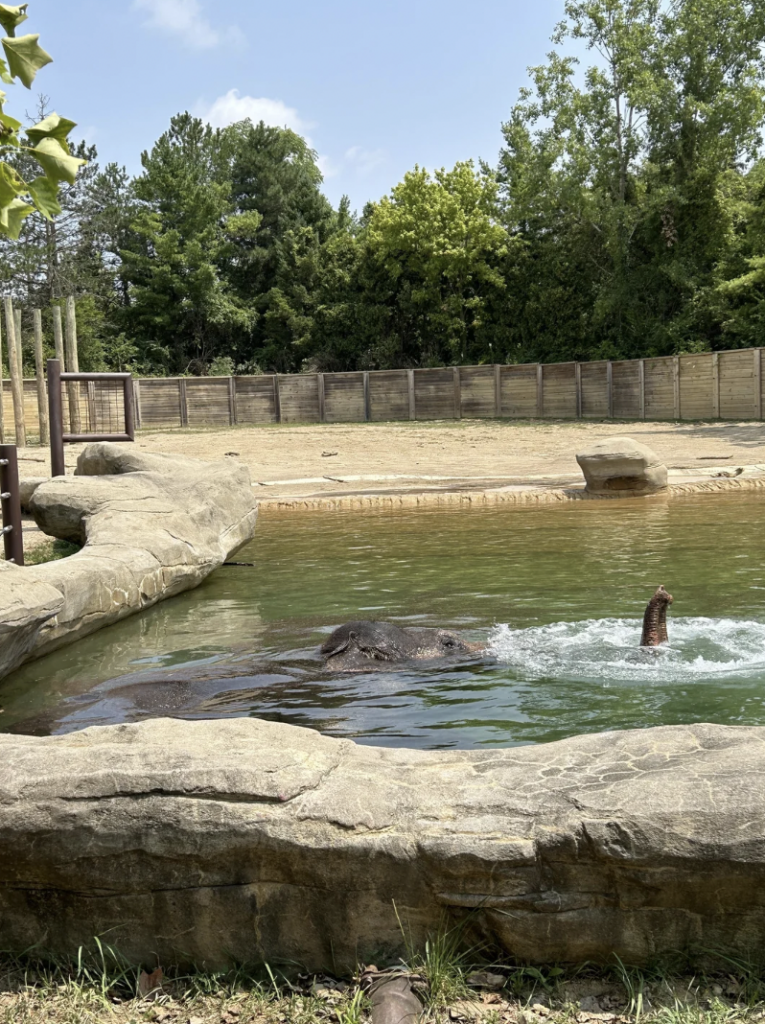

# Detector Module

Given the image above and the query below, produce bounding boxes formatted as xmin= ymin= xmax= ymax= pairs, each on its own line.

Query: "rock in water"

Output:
xmin=576 ymin=437 xmax=667 ymax=495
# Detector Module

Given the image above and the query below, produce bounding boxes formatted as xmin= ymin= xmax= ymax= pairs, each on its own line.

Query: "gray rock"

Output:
xmin=576 ymin=437 xmax=668 ymax=494
xmin=2 ymin=719 xmax=765 ymax=970
xmin=0 ymin=443 xmax=257 ymax=679
xmin=18 ymin=477 xmax=46 ymax=512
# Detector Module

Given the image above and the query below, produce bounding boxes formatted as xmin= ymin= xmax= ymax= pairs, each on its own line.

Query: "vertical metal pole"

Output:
xmin=0 ymin=443 xmax=23 ymax=565
xmin=47 ymin=358 xmax=65 ymax=476
xmin=32 ymin=309 xmax=49 ymax=445
xmin=123 ymin=377 xmax=135 ymax=440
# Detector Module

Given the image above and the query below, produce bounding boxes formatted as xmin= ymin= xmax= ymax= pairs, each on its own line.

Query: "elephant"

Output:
xmin=321 ymin=620 xmax=484 ymax=671
xmin=640 ymin=585 xmax=673 ymax=646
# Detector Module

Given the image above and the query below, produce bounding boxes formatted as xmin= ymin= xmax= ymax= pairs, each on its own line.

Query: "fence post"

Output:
xmin=607 ymin=361 xmax=613 ymax=418
xmin=133 ymin=378 xmax=142 ymax=428
xmin=639 ymin=359 xmax=646 ymax=420
xmin=536 ymin=364 xmax=543 ymax=418
xmin=407 ymin=369 xmax=416 ymax=420
xmin=317 ymin=373 xmax=325 ymax=422
xmin=673 ymin=355 xmax=680 ymax=419
xmin=272 ymin=375 xmax=281 ymax=423
xmin=494 ymin=364 xmax=502 ymax=418
xmin=753 ymin=348 xmax=762 ymax=420
xmin=228 ymin=376 xmax=237 ymax=426
xmin=178 ymin=378 xmax=188 ymax=427
xmin=47 ymin=359 xmax=65 ymax=476
xmin=32 ymin=310 xmax=49 ymax=445
xmin=712 ymin=353 xmax=720 ymax=418
xmin=452 ymin=366 xmax=461 ymax=419
xmin=363 ymin=371 xmax=371 ymax=422
xmin=52 ymin=305 xmax=65 ymax=365
xmin=65 ymin=297 xmax=81 ymax=433
xmin=4 ymin=298 xmax=25 ymax=447
xmin=0 ymin=443 xmax=23 ymax=565
xmin=575 ymin=362 xmax=582 ymax=418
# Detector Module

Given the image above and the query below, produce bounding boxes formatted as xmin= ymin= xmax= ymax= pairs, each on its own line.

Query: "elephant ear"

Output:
xmin=321 ymin=628 xmax=359 ymax=658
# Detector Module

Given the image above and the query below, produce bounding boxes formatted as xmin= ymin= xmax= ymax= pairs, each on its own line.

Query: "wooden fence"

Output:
xmin=2 ymin=347 xmax=764 ymax=437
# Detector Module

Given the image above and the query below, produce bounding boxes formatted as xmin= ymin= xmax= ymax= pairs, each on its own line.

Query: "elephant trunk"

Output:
xmin=640 ymin=585 xmax=673 ymax=647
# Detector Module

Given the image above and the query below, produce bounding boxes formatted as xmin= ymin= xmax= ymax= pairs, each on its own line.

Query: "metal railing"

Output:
xmin=0 ymin=444 xmax=23 ymax=565
xmin=47 ymin=359 xmax=135 ymax=476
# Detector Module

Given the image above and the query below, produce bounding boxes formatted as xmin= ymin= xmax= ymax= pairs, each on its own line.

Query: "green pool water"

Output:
xmin=3 ymin=490 xmax=765 ymax=748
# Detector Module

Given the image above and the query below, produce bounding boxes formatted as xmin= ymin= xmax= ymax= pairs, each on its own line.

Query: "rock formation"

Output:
xmin=576 ymin=437 xmax=668 ymax=495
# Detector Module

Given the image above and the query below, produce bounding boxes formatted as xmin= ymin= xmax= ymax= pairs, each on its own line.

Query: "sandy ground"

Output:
xmin=11 ymin=417 xmax=765 ymax=550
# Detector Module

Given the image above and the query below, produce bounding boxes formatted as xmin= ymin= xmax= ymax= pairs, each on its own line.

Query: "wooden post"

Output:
xmin=47 ymin=358 xmax=65 ymax=476
xmin=32 ymin=309 xmax=49 ymax=445
xmin=673 ymin=355 xmax=680 ymax=419
xmin=272 ymin=375 xmax=281 ymax=423
xmin=86 ymin=380 xmax=97 ymax=431
xmin=0 ymin=313 xmax=5 ymax=443
xmin=494 ymin=364 xmax=502 ymax=418
xmin=575 ymin=362 xmax=582 ymax=419
xmin=317 ymin=373 xmax=325 ymax=422
xmin=133 ymin=378 xmax=142 ymax=429
xmin=52 ymin=305 xmax=65 ymax=365
xmin=64 ymin=297 xmax=81 ymax=433
xmin=228 ymin=376 xmax=237 ymax=426
xmin=639 ymin=359 xmax=646 ymax=420
xmin=754 ymin=348 xmax=762 ymax=421
xmin=178 ymin=378 xmax=188 ymax=427
xmin=607 ymin=361 xmax=613 ymax=418
xmin=407 ymin=369 xmax=416 ymax=420
xmin=452 ymin=366 xmax=461 ymax=419
xmin=363 ymin=371 xmax=371 ymax=422
xmin=536 ymin=363 xmax=543 ymax=418
xmin=13 ymin=307 xmax=22 ymax=375
xmin=4 ymin=298 xmax=25 ymax=447
xmin=712 ymin=352 xmax=720 ymax=418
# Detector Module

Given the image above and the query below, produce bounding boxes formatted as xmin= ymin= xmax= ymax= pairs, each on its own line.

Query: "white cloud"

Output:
xmin=133 ymin=0 xmax=244 ymax=51
xmin=345 ymin=146 xmax=388 ymax=176
xmin=200 ymin=89 xmax=310 ymax=134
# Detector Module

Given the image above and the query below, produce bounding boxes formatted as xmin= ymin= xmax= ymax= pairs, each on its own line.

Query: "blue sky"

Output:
xmin=27 ymin=0 xmax=564 ymax=212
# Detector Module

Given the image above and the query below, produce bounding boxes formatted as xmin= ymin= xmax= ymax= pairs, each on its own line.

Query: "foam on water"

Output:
xmin=489 ymin=617 xmax=765 ymax=684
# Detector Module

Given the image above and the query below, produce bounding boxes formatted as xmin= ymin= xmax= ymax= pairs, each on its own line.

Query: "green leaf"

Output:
xmin=26 ymin=111 xmax=76 ymax=150
xmin=0 ymin=56 xmax=11 ymax=83
xmin=0 ymin=4 xmax=27 ymax=37
xmin=2 ymin=33 xmax=52 ymax=88
xmin=0 ymin=195 xmax=31 ymax=237
xmin=28 ymin=174 xmax=61 ymax=218
xmin=29 ymin=136 xmax=86 ymax=184
xmin=0 ymin=159 xmax=25 ymax=205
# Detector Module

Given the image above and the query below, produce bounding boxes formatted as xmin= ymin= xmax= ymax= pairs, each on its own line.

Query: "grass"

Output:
xmin=4 ymin=939 xmax=765 ymax=1024
xmin=17 ymin=538 xmax=80 ymax=565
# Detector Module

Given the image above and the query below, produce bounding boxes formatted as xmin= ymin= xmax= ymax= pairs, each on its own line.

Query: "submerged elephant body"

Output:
xmin=321 ymin=620 xmax=483 ymax=671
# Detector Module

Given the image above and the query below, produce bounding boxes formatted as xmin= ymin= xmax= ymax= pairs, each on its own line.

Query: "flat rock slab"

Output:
xmin=0 ymin=443 xmax=258 ymax=679
xmin=576 ymin=437 xmax=668 ymax=494
xmin=2 ymin=718 xmax=765 ymax=970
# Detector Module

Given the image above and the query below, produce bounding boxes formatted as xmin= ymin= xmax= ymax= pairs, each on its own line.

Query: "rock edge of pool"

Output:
xmin=2 ymin=716 xmax=764 ymax=970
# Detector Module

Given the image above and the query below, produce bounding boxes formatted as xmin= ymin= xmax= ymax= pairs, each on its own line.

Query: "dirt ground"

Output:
xmin=14 ymin=417 xmax=765 ymax=506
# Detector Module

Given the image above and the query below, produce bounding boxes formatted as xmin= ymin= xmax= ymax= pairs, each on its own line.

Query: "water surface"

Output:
xmin=3 ymin=491 xmax=765 ymax=748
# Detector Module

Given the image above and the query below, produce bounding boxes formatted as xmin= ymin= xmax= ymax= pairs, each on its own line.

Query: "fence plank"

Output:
xmin=368 ymin=369 xmax=409 ymax=422
xmin=459 ymin=366 xmax=494 ymax=418
xmin=407 ymin=370 xmax=416 ymax=420
xmin=324 ymin=372 xmax=365 ymax=422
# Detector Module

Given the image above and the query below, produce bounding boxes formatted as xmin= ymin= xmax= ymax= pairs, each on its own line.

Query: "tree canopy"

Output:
xmin=3 ymin=0 xmax=765 ymax=374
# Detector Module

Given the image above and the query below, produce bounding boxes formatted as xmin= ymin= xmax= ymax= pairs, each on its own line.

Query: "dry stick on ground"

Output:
xmin=32 ymin=309 xmax=49 ymax=445
xmin=4 ymin=298 xmax=25 ymax=447
xmin=64 ymin=296 xmax=80 ymax=433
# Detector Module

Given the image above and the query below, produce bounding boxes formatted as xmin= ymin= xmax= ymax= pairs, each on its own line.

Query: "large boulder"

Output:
xmin=2 ymin=718 xmax=765 ymax=970
xmin=0 ymin=443 xmax=258 ymax=680
xmin=576 ymin=437 xmax=668 ymax=494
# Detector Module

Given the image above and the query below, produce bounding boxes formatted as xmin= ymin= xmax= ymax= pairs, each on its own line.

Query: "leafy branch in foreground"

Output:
xmin=0 ymin=2 xmax=85 ymax=238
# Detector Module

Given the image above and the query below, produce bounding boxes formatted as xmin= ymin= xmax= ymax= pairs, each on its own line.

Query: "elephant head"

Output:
xmin=321 ymin=620 xmax=483 ymax=671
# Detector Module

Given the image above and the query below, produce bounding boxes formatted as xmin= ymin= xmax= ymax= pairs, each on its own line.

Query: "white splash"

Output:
xmin=488 ymin=618 xmax=765 ymax=684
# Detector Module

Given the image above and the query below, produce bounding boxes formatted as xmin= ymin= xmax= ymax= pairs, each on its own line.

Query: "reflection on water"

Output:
xmin=2 ymin=491 xmax=765 ymax=748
